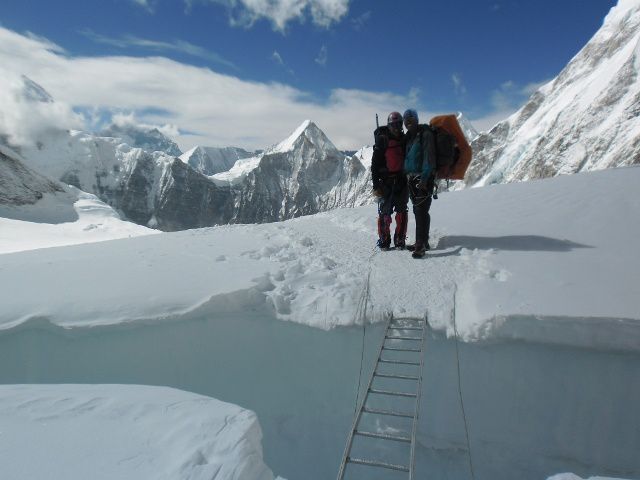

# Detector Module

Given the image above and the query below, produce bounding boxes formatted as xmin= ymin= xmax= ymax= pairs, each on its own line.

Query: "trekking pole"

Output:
xmin=376 ymin=113 xmax=379 ymax=129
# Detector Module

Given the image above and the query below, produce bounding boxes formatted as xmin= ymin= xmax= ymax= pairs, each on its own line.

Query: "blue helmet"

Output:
xmin=403 ymin=109 xmax=419 ymax=122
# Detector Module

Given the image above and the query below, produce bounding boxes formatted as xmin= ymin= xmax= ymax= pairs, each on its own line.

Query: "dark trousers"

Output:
xmin=408 ymin=175 xmax=433 ymax=248
xmin=377 ymin=175 xmax=409 ymax=245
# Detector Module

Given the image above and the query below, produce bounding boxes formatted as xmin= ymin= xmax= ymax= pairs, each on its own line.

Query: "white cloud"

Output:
xmin=271 ymin=50 xmax=294 ymax=75
xmin=0 ymin=26 xmax=420 ymax=151
xmin=452 ymin=73 xmax=467 ymax=96
xmin=351 ymin=11 xmax=371 ymax=31
xmin=192 ymin=0 xmax=350 ymax=32
xmin=272 ymin=50 xmax=284 ymax=65
xmin=24 ymin=31 xmax=67 ymax=54
xmin=81 ymin=30 xmax=237 ymax=69
xmin=315 ymin=45 xmax=328 ymax=66
xmin=131 ymin=0 xmax=157 ymax=13
xmin=0 ymin=73 xmax=83 ymax=148
xmin=112 ymin=112 xmax=181 ymax=138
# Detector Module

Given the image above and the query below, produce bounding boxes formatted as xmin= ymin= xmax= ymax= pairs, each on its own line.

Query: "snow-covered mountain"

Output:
xmin=4 ymin=79 xmax=371 ymax=230
xmin=17 ymin=121 xmax=369 ymax=231
xmin=180 ymin=145 xmax=256 ymax=175
xmin=216 ymin=120 xmax=370 ymax=224
xmin=467 ymin=0 xmax=640 ymax=186
xmin=100 ymin=123 xmax=182 ymax=157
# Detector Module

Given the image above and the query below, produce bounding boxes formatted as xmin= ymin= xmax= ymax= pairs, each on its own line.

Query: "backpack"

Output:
xmin=373 ymin=125 xmax=390 ymax=150
xmin=427 ymin=114 xmax=473 ymax=180
xmin=373 ymin=125 xmax=404 ymax=173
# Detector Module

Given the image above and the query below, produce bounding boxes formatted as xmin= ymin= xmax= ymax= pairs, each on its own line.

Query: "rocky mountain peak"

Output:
xmin=269 ymin=120 xmax=339 ymax=156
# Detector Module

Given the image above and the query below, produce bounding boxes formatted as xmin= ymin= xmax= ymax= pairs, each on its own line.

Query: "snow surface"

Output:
xmin=0 ymin=384 xmax=277 ymax=480
xmin=1 ymin=163 xmax=639 ymax=479
xmin=0 ymin=186 xmax=157 ymax=254
xmin=210 ymin=154 xmax=262 ymax=185
xmin=548 ymin=475 xmax=628 ymax=480
xmin=1 ymin=165 xmax=639 ymax=351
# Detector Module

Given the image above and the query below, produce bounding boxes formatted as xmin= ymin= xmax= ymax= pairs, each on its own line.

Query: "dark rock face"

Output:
xmin=0 ymin=149 xmax=62 ymax=205
xmin=153 ymin=160 xmax=235 ymax=231
xmin=114 ymin=152 xmax=157 ymax=227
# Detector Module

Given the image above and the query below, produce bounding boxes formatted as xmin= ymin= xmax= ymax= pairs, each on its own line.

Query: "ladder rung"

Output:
xmin=374 ymin=371 xmax=419 ymax=380
xmin=369 ymin=388 xmax=416 ymax=398
xmin=355 ymin=430 xmax=411 ymax=443
xmin=385 ymin=335 xmax=422 ymax=341
xmin=383 ymin=346 xmax=421 ymax=352
xmin=347 ymin=457 xmax=410 ymax=472
xmin=363 ymin=406 xmax=414 ymax=418
xmin=379 ymin=358 xmax=420 ymax=366
xmin=388 ymin=326 xmax=423 ymax=331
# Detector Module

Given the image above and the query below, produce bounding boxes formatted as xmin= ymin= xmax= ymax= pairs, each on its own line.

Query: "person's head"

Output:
xmin=387 ymin=111 xmax=403 ymax=135
xmin=403 ymin=109 xmax=419 ymax=132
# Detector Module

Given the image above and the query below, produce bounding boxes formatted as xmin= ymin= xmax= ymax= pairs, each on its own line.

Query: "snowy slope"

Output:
xmin=1 ymin=161 xmax=638 ymax=480
xmin=467 ymin=0 xmax=640 ymax=186
xmin=0 ymin=384 xmax=277 ymax=480
xmin=180 ymin=145 xmax=256 ymax=175
xmin=1 ymin=165 xmax=638 ymax=352
xmin=0 ymin=186 xmax=157 ymax=254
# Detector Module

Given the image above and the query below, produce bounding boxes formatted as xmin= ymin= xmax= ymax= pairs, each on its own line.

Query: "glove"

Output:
xmin=372 ymin=186 xmax=384 ymax=198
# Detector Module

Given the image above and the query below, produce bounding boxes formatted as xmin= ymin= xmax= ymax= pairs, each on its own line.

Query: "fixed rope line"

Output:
xmin=352 ymin=246 xmax=377 ymax=416
xmin=452 ymin=285 xmax=476 ymax=480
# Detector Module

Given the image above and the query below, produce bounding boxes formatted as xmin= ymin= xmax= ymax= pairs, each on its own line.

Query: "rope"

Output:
xmin=352 ymin=246 xmax=377 ymax=417
xmin=452 ymin=285 xmax=476 ymax=480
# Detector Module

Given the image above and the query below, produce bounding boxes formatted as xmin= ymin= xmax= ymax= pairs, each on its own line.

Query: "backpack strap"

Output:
xmin=374 ymin=126 xmax=390 ymax=150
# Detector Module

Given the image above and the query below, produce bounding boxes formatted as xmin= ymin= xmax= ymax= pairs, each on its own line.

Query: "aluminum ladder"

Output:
xmin=337 ymin=316 xmax=427 ymax=479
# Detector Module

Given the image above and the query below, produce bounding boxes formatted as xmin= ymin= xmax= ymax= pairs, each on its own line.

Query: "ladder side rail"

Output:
xmin=409 ymin=318 xmax=428 ymax=480
xmin=336 ymin=315 xmax=393 ymax=480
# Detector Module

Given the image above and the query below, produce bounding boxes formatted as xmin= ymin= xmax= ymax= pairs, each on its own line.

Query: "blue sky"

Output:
xmin=0 ymin=0 xmax=618 ymax=150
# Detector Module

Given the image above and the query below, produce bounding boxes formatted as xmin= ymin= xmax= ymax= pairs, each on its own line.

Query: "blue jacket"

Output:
xmin=404 ymin=125 xmax=436 ymax=178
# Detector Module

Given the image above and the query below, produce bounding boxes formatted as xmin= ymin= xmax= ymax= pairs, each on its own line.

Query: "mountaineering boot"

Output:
xmin=394 ymin=211 xmax=408 ymax=249
xmin=377 ymin=214 xmax=392 ymax=250
xmin=377 ymin=237 xmax=391 ymax=250
xmin=406 ymin=242 xmax=430 ymax=252
xmin=412 ymin=244 xmax=427 ymax=258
